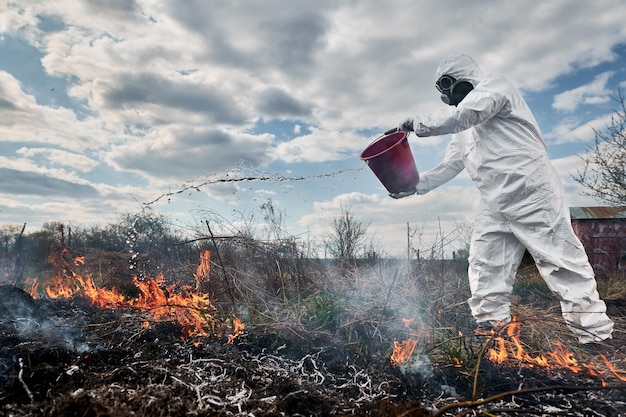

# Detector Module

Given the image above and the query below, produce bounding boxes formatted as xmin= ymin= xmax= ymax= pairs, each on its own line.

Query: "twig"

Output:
xmin=472 ymin=342 xmax=493 ymax=401
xmin=456 ymin=407 xmax=571 ymax=416
xmin=471 ymin=323 xmax=512 ymax=401
xmin=379 ymin=268 xmax=399 ymax=322
xmin=205 ymin=220 xmax=236 ymax=311
xmin=18 ymin=358 xmax=34 ymax=403
xmin=427 ymin=384 xmax=626 ymax=417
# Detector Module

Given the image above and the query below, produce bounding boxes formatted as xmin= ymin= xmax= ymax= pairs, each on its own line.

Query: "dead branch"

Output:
xmin=427 ymin=384 xmax=626 ymax=417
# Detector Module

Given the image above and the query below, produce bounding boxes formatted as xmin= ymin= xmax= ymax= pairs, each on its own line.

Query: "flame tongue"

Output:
xmin=390 ymin=338 xmax=418 ymax=366
xmin=485 ymin=317 xmax=610 ymax=385
xmin=387 ymin=316 xmax=624 ymax=385
xmin=226 ymin=317 xmax=245 ymax=345
xmin=193 ymin=250 xmax=211 ymax=290
xmin=390 ymin=317 xmax=420 ymax=366
xmin=130 ymin=274 xmax=215 ymax=338
xmin=487 ymin=318 xmax=572 ymax=368
xmin=37 ymin=247 xmax=239 ymax=341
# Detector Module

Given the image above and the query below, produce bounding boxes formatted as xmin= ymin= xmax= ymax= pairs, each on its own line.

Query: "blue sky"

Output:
xmin=1 ymin=1 xmax=626 ymax=257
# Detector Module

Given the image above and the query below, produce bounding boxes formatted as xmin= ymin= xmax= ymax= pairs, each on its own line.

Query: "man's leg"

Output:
xmin=510 ymin=196 xmax=614 ymax=343
xmin=468 ymin=204 xmax=526 ymax=326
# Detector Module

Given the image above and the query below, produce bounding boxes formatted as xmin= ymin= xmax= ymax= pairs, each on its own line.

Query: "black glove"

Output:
xmin=398 ymin=118 xmax=414 ymax=132
xmin=388 ymin=187 xmax=417 ymax=199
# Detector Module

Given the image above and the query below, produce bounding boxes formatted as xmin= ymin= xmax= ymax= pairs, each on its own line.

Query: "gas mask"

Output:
xmin=436 ymin=75 xmax=474 ymax=106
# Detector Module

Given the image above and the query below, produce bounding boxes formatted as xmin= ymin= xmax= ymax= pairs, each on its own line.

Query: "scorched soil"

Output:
xmin=1 ymin=285 xmax=626 ymax=416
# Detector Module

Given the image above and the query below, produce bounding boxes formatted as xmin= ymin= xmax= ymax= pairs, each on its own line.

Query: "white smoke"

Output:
xmin=0 ymin=285 xmax=90 ymax=352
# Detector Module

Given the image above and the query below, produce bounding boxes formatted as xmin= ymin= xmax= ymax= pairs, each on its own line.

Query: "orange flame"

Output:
xmin=41 ymin=246 xmax=217 ymax=340
xmin=24 ymin=277 xmax=40 ymax=299
xmin=600 ymin=354 xmax=626 ymax=382
xmin=130 ymin=274 xmax=214 ymax=339
xmin=193 ymin=249 xmax=211 ymax=290
xmin=485 ymin=317 xmax=606 ymax=385
xmin=390 ymin=338 xmax=418 ymax=366
xmin=226 ymin=316 xmax=245 ymax=345
xmin=401 ymin=317 xmax=415 ymax=328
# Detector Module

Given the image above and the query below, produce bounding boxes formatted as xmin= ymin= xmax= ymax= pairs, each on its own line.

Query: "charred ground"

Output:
xmin=1 ymin=283 xmax=625 ymax=416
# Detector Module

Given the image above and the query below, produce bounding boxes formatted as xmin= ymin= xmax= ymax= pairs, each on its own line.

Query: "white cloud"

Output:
xmin=274 ymin=128 xmax=367 ymax=163
xmin=105 ymin=126 xmax=275 ymax=183
xmin=0 ymin=155 xmax=93 ymax=187
xmin=2 ymin=0 xmax=626 ymax=245
xmin=546 ymin=113 xmax=614 ymax=145
xmin=552 ymin=72 xmax=614 ymax=112
xmin=0 ymin=3 xmax=39 ymax=36
xmin=16 ymin=147 xmax=98 ymax=172
xmin=255 ymin=189 xmax=278 ymax=197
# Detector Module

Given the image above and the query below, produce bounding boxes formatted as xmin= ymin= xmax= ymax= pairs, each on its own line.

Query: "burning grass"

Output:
xmin=1 ymin=242 xmax=626 ymax=416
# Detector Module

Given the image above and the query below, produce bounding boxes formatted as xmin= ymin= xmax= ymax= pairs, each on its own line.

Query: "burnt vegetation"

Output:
xmin=1 ymin=205 xmax=626 ymax=416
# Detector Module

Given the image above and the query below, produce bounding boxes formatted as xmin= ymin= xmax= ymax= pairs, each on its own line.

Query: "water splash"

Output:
xmin=144 ymin=164 xmax=364 ymax=206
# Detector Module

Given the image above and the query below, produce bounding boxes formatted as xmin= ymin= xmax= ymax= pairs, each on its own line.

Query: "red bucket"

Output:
xmin=360 ymin=130 xmax=419 ymax=194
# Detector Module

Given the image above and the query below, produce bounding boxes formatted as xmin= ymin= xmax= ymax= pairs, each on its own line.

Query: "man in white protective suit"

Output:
xmin=393 ymin=53 xmax=614 ymax=345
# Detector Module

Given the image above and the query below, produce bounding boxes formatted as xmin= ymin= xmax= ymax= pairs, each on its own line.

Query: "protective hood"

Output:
xmin=435 ymin=54 xmax=484 ymax=87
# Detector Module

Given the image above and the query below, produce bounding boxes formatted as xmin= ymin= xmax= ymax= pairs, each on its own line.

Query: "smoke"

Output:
xmin=332 ymin=260 xmax=430 ymax=330
xmin=0 ymin=285 xmax=90 ymax=353
xmin=397 ymin=354 xmax=433 ymax=378
xmin=320 ymin=260 xmax=433 ymax=366
xmin=317 ymin=252 xmax=469 ymax=380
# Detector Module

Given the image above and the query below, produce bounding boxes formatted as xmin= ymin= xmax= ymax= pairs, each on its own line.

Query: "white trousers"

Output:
xmin=468 ymin=197 xmax=614 ymax=344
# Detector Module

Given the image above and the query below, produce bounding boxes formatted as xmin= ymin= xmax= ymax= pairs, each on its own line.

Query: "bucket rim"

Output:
xmin=359 ymin=130 xmax=409 ymax=161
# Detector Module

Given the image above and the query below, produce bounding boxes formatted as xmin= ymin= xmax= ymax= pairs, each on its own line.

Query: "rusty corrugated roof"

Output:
xmin=570 ymin=206 xmax=626 ymax=220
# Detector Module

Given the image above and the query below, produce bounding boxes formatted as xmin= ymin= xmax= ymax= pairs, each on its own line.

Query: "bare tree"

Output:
xmin=573 ymin=89 xmax=626 ymax=205
xmin=324 ymin=205 xmax=368 ymax=266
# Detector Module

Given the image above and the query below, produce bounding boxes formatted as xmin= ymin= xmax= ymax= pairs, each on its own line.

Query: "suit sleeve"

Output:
xmin=415 ymin=84 xmax=508 ymax=137
xmin=415 ymin=137 xmax=465 ymax=194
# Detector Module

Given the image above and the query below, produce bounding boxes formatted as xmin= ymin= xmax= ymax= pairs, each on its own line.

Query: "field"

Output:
xmin=1 ymin=219 xmax=625 ymax=416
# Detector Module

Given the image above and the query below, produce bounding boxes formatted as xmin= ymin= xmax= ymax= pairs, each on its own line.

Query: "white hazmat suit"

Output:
xmin=408 ymin=54 xmax=613 ymax=344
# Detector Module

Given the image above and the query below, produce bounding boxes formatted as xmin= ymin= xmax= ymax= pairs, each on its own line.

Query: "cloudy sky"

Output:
xmin=1 ymin=0 xmax=626 ymax=257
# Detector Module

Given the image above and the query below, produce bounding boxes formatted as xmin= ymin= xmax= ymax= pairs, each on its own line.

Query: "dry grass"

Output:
xmin=6 ymin=221 xmax=626 ymax=382
xmin=216 ymin=241 xmax=626 ymax=379
xmin=508 ymin=268 xmax=626 ymax=380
